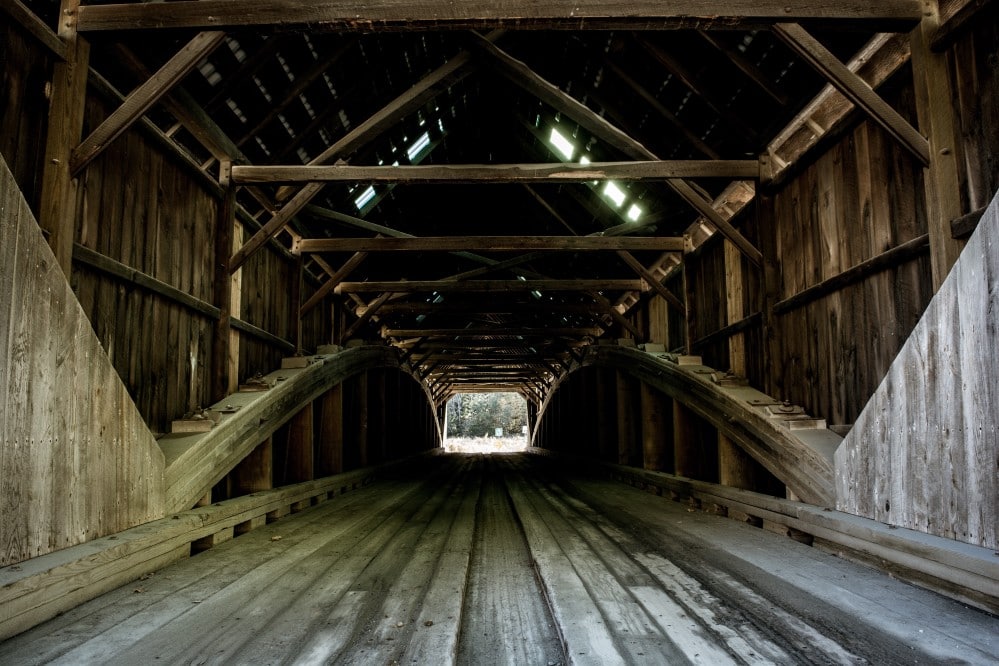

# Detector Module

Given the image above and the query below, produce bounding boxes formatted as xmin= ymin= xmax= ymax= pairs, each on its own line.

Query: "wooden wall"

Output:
xmin=767 ymin=87 xmax=934 ymax=426
xmin=73 ymin=92 xmax=219 ymax=433
xmin=946 ymin=3 xmax=999 ymax=215
xmin=0 ymin=154 xmax=164 ymax=566
xmin=0 ymin=20 xmax=50 ymax=212
xmin=836 ymin=190 xmax=999 ymax=549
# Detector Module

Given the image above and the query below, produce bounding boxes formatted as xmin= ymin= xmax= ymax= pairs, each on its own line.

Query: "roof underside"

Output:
xmin=31 ymin=0 xmax=922 ymax=401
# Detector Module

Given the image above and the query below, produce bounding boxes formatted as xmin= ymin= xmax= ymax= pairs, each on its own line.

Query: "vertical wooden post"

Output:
xmin=719 ymin=238 xmax=752 ymax=486
xmin=640 ymin=382 xmax=671 ymax=472
xmin=356 ymin=370 xmax=369 ymax=466
xmin=683 ymin=257 xmax=696 ymax=355
xmin=615 ymin=370 xmax=639 ymax=466
xmin=757 ymin=193 xmax=782 ymax=396
xmin=39 ymin=0 xmax=90 ymax=276
xmin=290 ymin=253 xmax=304 ymax=352
xmin=286 ymin=402 xmax=314 ymax=483
xmin=718 ymin=437 xmax=757 ymax=490
xmin=911 ymin=1 xmax=965 ymax=290
xmin=317 ymin=384 xmax=343 ymax=476
xmin=231 ymin=437 xmax=274 ymax=494
xmin=211 ymin=163 xmax=237 ymax=402
xmin=595 ymin=367 xmax=616 ymax=462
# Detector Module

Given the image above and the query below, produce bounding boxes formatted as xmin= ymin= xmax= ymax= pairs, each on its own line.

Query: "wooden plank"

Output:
xmin=0 ymin=0 xmax=67 ymax=59
xmin=230 ymin=317 xmax=295 ymax=353
xmin=773 ymin=23 xmax=930 ymax=166
xmin=772 ymin=234 xmax=929 ymax=314
xmin=299 ymin=251 xmax=369 ymax=317
xmin=767 ymin=33 xmax=911 ymax=186
xmin=910 ymin=9 xmax=967 ymax=289
xmin=616 ymin=250 xmax=685 ymax=311
xmin=69 ymin=31 xmax=226 ymax=175
xmin=951 ymin=207 xmax=986 ymax=239
xmin=317 ymin=386 xmax=344 ymax=476
xmin=340 ymin=291 xmax=393 ymax=342
xmin=211 ymin=173 xmax=237 ymax=402
xmin=38 ymin=0 xmax=89 ymax=275
xmin=335 ymin=279 xmax=645 ymax=294
xmin=931 ymin=0 xmax=994 ymax=50
xmin=233 ymin=160 xmax=759 ymax=184
xmin=669 ymin=178 xmax=763 ymax=266
xmin=298 ymin=235 xmax=684 ymax=254
xmin=73 ymin=243 xmax=221 ymax=320
xmin=836 ymin=191 xmax=999 ymax=551
xmin=75 ymin=0 xmax=923 ymax=32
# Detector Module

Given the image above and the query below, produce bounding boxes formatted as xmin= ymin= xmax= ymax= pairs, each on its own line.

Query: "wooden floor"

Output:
xmin=2 ymin=454 xmax=997 ymax=665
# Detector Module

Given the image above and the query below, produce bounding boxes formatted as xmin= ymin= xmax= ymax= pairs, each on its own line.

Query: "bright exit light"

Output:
xmin=579 ymin=155 xmax=591 ymax=165
xmin=626 ymin=204 xmax=643 ymax=221
xmin=354 ymin=186 xmax=376 ymax=209
xmin=603 ymin=182 xmax=626 ymax=208
xmin=407 ymin=132 xmax=431 ymax=161
xmin=549 ymin=128 xmax=575 ymax=160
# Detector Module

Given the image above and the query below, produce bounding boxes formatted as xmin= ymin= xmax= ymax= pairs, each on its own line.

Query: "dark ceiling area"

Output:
xmin=26 ymin=0 xmax=921 ymax=400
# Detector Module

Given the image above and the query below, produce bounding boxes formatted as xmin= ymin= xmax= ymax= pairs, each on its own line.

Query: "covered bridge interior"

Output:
xmin=1 ymin=0 xmax=998 ymax=662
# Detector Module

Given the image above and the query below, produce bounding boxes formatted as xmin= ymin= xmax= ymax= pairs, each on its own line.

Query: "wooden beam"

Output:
xmin=69 ymin=31 xmax=226 ymax=175
xmin=471 ymin=32 xmax=762 ymax=268
xmin=38 ymin=0 xmax=89 ymax=275
xmin=911 ymin=7 xmax=967 ymax=289
xmin=374 ymin=301 xmax=613 ymax=316
xmin=336 ymin=279 xmax=644 ymax=294
xmin=76 ymin=1 xmax=923 ymax=32
xmin=0 ymin=0 xmax=67 ymax=59
xmin=273 ymin=33 xmax=501 ymax=201
xmin=604 ymin=61 xmax=721 ymax=159
xmin=773 ymin=234 xmax=930 ymax=314
xmin=296 ymin=235 xmax=684 ymax=254
xmin=669 ymin=178 xmax=763 ymax=266
xmin=232 ymin=160 xmax=759 ymax=185
xmin=299 ymin=251 xmax=369 ymax=316
xmin=616 ymin=250 xmax=685 ymax=311
xmin=384 ymin=327 xmax=602 ymax=338
xmin=772 ymin=23 xmax=930 ymax=166
xmin=211 ymin=167 xmax=237 ymax=402
xmin=766 ymin=32 xmax=911 ymax=186
xmin=229 ymin=37 xmax=494 ymax=270
xmin=340 ymin=291 xmax=393 ymax=342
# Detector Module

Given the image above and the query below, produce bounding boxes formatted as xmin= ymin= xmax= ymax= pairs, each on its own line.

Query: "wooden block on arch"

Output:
xmin=171 ymin=418 xmax=213 ymax=434
xmin=235 ymin=515 xmax=267 ymax=535
xmin=191 ymin=526 xmax=234 ymax=553
xmin=281 ymin=356 xmax=314 ymax=369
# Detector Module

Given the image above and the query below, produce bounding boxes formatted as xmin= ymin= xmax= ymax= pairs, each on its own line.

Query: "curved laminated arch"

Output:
xmin=162 ymin=346 xmax=439 ymax=513
xmin=533 ymin=346 xmax=839 ymax=507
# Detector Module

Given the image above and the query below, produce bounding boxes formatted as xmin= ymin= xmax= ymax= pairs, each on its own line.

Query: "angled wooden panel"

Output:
xmin=836 ymin=189 xmax=999 ymax=549
xmin=0 ymin=153 xmax=164 ymax=566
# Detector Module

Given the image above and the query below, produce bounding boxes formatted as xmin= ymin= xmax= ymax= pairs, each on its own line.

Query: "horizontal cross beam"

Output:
xmin=296 ymin=236 xmax=684 ymax=254
xmin=335 ymin=279 xmax=645 ymax=294
xmin=384 ymin=327 xmax=602 ymax=338
xmin=231 ymin=160 xmax=759 ymax=185
xmin=76 ymin=1 xmax=922 ymax=32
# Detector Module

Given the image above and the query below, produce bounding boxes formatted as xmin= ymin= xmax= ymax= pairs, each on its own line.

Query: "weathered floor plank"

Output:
xmin=1 ymin=453 xmax=996 ymax=666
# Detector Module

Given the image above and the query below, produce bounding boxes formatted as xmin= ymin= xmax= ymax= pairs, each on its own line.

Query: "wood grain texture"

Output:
xmin=768 ymin=93 xmax=933 ymax=427
xmin=0 ymin=153 xmax=164 ymax=567
xmin=836 ymin=190 xmax=999 ymax=550
xmin=75 ymin=0 xmax=923 ymax=32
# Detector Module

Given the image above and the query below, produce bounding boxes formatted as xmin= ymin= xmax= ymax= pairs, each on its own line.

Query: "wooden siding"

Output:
xmin=0 ymin=21 xmax=51 ymax=214
xmin=836 ymin=189 xmax=999 ymax=550
xmin=73 ymin=93 xmax=218 ymax=433
xmin=947 ymin=2 xmax=999 ymax=214
xmin=768 ymin=74 xmax=933 ymax=426
xmin=0 ymin=153 xmax=164 ymax=566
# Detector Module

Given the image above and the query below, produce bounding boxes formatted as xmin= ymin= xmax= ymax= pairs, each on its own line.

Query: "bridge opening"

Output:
xmin=443 ymin=392 xmax=529 ymax=453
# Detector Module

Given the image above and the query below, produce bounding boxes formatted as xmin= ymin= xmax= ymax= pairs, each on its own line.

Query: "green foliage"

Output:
xmin=446 ymin=392 xmax=527 ymax=438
